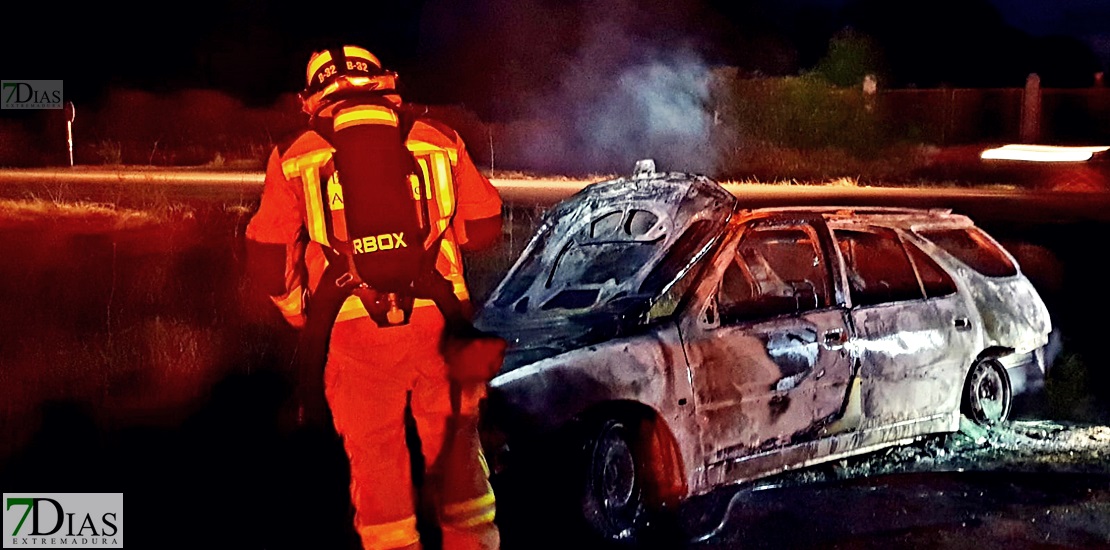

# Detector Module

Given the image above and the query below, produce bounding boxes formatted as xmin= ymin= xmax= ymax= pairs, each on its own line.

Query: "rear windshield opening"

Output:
xmin=916 ymin=228 xmax=1017 ymax=278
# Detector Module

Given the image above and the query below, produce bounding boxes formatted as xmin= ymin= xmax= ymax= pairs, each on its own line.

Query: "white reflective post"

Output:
xmin=64 ymin=101 xmax=75 ymax=166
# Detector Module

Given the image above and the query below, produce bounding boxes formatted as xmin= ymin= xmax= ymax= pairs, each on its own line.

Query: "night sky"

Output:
xmin=3 ymin=0 xmax=1108 ymax=118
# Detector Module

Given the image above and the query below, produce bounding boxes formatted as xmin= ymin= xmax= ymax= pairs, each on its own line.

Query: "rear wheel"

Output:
xmin=962 ymin=358 xmax=1012 ymax=426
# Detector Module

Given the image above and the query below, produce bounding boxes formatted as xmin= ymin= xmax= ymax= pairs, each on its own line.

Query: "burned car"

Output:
xmin=475 ymin=161 xmax=1052 ymax=544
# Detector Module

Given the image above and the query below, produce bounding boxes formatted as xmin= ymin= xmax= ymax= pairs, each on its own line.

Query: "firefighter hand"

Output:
xmin=441 ymin=324 xmax=507 ymax=384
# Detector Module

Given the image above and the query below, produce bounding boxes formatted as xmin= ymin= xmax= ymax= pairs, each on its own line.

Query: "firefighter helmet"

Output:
xmin=299 ymin=45 xmax=399 ymax=115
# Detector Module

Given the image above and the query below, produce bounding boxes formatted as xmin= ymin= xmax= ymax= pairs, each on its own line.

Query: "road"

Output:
xmin=4 ymin=166 xmax=1110 ymax=224
xmin=1 ymin=167 xmax=1108 ymax=549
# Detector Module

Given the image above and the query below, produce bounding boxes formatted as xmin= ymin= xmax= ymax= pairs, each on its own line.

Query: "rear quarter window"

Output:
xmin=915 ymin=227 xmax=1017 ymax=278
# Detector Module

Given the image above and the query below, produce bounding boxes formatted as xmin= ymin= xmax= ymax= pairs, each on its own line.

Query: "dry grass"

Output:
xmin=0 ymin=198 xmax=173 ymax=231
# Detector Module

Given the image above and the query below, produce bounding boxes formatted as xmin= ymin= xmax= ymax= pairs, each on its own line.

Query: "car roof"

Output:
xmin=736 ymin=205 xmax=976 ymax=230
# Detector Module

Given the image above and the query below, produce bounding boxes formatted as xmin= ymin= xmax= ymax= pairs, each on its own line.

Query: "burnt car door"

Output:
xmin=679 ymin=218 xmax=854 ymax=468
xmin=832 ymin=225 xmax=975 ymax=429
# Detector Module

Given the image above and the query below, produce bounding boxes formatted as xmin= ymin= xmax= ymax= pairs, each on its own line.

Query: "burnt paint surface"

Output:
xmin=851 ymin=297 xmax=974 ymax=427
xmin=681 ymin=306 xmax=854 ymax=465
xmin=481 ymin=174 xmax=1053 ymax=500
xmin=487 ymin=324 xmax=694 ymax=448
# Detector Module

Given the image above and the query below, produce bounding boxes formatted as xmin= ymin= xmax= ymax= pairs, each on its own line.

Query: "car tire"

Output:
xmin=961 ymin=358 xmax=1013 ymax=426
xmin=577 ymin=417 xmax=653 ymax=546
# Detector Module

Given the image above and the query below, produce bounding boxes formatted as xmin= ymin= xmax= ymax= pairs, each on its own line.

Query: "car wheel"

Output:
xmin=578 ymin=417 xmax=651 ymax=545
xmin=962 ymin=358 xmax=1012 ymax=426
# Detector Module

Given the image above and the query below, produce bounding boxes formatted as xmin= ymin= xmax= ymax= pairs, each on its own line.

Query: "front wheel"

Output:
xmin=578 ymin=417 xmax=652 ymax=545
xmin=961 ymin=358 xmax=1012 ymax=426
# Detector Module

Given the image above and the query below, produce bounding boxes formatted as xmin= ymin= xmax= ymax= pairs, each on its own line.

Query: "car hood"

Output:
xmin=476 ymin=163 xmax=736 ymax=372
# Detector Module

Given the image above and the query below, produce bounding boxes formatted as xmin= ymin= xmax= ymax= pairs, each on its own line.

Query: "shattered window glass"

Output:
xmin=719 ymin=224 xmax=829 ymax=323
xmin=916 ymin=228 xmax=1017 ymax=278
xmin=836 ymin=228 xmax=923 ymax=307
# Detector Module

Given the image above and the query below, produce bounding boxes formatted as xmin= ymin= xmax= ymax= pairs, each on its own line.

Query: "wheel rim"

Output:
xmin=970 ymin=362 xmax=1010 ymax=423
xmin=599 ymin=434 xmax=636 ymax=510
xmin=584 ymin=421 xmax=642 ymax=539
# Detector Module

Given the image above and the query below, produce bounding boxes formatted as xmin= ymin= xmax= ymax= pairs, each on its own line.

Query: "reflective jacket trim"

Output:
xmin=269 ymin=284 xmax=305 ymax=317
xmin=333 ymin=104 xmax=400 ymax=131
xmin=408 ymin=139 xmax=458 ymax=164
xmin=440 ymin=490 xmax=497 ymax=528
xmin=281 ymin=148 xmax=335 ymax=246
xmin=356 ymin=514 xmax=419 ymax=550
xmin=306 ymin=46 xmax=381 ymax=85
xmin=325 ymin=172 xmax=348 ymax=241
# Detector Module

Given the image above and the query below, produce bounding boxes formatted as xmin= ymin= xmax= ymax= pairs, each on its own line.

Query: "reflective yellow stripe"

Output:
xmin=449 ymin=509 xmax=497 ymax=529
xmin=407 ymin=140 xmax=458 ymax=164
xmin=306 ymin=51 xmax=333 ymax=83
xmin=479 ymin=447 xmax=490 ymax=477
xmin=431 ymin=152 xmax=454 ymax=218
xmin=336 ymin=296 xmax=367 ymax=323
xmin=281 ymin=149 xmax=333 ymax=179
xmin=270 ymin=285 xmax=304 ymax=316
xmin=416 ymin=158 xmax=432 ymax=200
xmin=334 ymin=105 xmax=399 ymax=131
xmin=440 ymin=239 xmax=460 ymax=271
xmin=302 ymin=165 xmax=328 ymax=244
xmin=441 ymin=488 xmax=496 ymax=529
xmin=443 ymin=493 xmax=495 ymax=518
xmin=343 ymin=46 xmax=379 ymax=68
xmin=357 ymin=515 xmax=419 ymax=550
xmin=453 ymin=284 xmax=470 ymax=300
xmin=282 ymin=149 xmax=334 ymax=246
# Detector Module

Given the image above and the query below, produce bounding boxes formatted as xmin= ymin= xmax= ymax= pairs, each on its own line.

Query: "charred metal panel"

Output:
xmin=850 ymin=297 xmax=976 ymax=428
xmin=955 ymin=270 xmax=1050 ymax=353
xmin=681 ymin=308 xmax=854 ymax=465
xmin=902 ymin=229 xmax=1051 ymax=355
xmin=487 ymin=323 xmax=697 ymax=456
xmin=478 ymin=171 xmax=1054 ymax=503
xmin=704 ymin=412 xmax=957 ymax=492
xmin=477 ymin=171 xmax=735 ymax=371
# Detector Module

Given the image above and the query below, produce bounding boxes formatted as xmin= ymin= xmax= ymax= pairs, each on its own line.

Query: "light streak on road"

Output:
xmin=981 ymin=144 xmax=1110 ymax=163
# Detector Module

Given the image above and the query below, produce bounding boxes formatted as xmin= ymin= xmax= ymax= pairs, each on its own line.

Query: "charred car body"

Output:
xmin=475 ymin=161 xmax=1052 ymax=543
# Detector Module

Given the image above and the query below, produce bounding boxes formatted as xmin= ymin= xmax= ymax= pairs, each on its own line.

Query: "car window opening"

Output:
xmin=835 ymin=228 xmax=923 ymax=307
xmin=718 ymin=225 xmax=830 ymax=324
xmin=916 ymin=227 xmax=1018 ymax=278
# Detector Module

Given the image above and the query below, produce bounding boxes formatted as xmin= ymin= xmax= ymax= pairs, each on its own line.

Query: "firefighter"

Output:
xmin=245 ymin=45 xmax=504 ymax=550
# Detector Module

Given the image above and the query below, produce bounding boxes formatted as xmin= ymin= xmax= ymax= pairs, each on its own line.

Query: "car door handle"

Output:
xmin=823 ymin=328 xmax=845 ymax=346
xmin=954 ymin=317 xmax=972 ymax=331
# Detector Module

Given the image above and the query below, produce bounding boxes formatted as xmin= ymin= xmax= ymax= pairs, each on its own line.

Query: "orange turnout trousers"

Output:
xmin=325 ymin=307 xmax=499 ymax=550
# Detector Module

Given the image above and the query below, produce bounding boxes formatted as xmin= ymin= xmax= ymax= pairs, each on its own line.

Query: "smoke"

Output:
xmin=577 ymin=55 xmax=714 ymax=175
xmin=516 ymin=0 xmax=716 ymax=176
xmin=416 ymin=0 xmax=727 ymax=175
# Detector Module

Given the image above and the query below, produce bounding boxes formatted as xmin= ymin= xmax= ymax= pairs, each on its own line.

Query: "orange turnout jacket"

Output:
xmin=246 ymin=105 xmax=502 ymax=550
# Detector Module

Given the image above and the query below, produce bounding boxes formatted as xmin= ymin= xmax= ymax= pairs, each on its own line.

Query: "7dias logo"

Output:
xmin=3 ymin=493 xmax=122 ymax=548
xmin=1 ymin=81 xmax=63 ymax=109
